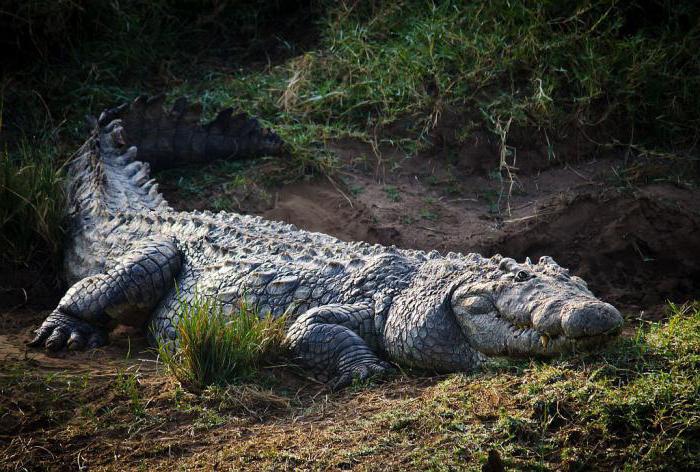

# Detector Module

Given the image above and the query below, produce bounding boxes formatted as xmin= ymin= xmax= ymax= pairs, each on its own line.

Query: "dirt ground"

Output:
xmin=1 ymin=137 xmax=699 ymax=470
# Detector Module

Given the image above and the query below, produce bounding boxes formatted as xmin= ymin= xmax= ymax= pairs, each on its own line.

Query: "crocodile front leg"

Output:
xmin=286 ymin=303 xmax=394 ymax=390
xmin=29 ymin=237 xmax=181 ymax=351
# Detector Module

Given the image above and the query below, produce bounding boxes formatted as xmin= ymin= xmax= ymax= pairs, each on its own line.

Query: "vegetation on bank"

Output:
xmin=1 ymin=302 xmax=698 ymax=469
xmin=1 ymin=0 xmax=698 ymax=265
xmin=0 ymin=141 xmax=65 ymax=267
xmin=398 ymin=302 xmax=700 ymax=470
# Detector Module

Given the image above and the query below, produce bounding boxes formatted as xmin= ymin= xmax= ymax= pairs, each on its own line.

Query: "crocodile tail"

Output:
xmin=96 ymin=94 xmax=286 ymax=171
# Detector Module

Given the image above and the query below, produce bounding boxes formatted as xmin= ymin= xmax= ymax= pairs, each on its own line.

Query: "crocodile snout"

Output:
xmin=561 ymin=300 xmax=623 ymax=338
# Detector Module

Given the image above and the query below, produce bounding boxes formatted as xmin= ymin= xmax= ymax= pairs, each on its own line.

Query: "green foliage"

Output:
xmin=115 ymin=369 xmax=146 ymax=418
xmin=156 ymin=292 xmax=286 ymax=393
xmin=280 ymin=0 xmax=699 ymax=153
xmin=383 ymin=185 xmax=401 ymax=202
xmin=583 ymin=303 xmax=700 ymax=453
xmin=0 ymin=139 xmax=65 ymax=266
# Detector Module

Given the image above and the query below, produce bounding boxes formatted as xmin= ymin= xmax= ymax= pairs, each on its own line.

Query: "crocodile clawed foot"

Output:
xmin=28 ymin=311 xmax=108 ymax=351
xmin=329 ymin=360 xmax=395 ymax=391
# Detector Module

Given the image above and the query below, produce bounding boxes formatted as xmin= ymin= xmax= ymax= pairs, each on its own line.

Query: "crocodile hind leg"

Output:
xmin=286 ymin=303 xmax=394 ymax=390
xmin=28 ymin=237 xmax=181 ymax=351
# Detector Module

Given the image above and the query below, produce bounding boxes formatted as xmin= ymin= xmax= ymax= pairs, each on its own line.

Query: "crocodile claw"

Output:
xmin=28 ymin=311 xmax=108 ymax=351
xmin=329 ymin=360 xmax=395 ymax=391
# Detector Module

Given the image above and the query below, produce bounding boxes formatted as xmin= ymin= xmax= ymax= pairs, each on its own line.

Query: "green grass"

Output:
xmin=6 ymin=1 xmax=698 ymax=159
xmin=274 ymin=1 xmax=700 ymax=156
xmin=383 ymin=185 xmax=401 ymax=202
xmin=115 ymin=369 xmax=146 ymax=418
xmin=156 ymin=293 xmax=287 ymax=393
xmin=372 ymin=302 xmax=700 ymax=470
xmin=160 ymin=0 xmax=700 ymax=177
xmin=0 ymin=138 xmax=65 ymax=266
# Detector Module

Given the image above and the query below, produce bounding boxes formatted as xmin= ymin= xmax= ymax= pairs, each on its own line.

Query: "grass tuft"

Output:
xmin=0 ymin=139 xmax=65 ymax=267
xmin=156 ymin=292 xmax=286 ymax=393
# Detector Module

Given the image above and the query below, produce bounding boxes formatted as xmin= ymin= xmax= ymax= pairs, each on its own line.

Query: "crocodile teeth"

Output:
xmin=540 ymin=334 xmax=549 ymax=349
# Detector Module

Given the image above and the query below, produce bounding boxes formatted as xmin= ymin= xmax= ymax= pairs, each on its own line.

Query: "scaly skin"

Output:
xmin=29 ymin=96 xmax=624 ymax=389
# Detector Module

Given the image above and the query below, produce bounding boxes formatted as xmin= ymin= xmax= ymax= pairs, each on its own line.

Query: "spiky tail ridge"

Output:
xmin=97 ymin=94 xmax=286 ymax=171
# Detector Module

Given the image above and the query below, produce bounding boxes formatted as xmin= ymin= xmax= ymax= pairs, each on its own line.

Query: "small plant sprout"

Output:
xmin=384 ymin=185 xmax=401 ymax=202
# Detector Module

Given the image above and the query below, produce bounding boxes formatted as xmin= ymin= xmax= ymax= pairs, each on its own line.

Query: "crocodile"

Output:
xmin=29 ymin=96 xmax=624 ymax=389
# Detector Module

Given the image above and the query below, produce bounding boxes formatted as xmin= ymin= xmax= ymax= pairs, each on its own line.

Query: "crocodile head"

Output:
xmin=451 ymin=255 xmax=623 ymax=357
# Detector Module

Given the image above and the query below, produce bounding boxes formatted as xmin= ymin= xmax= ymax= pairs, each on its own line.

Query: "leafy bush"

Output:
xmin=156 ymin=293 xmax=287 ymax=392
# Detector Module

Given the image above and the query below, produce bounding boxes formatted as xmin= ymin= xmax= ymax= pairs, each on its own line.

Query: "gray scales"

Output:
xmin=29 ymin=96 xmax=624 ymax=389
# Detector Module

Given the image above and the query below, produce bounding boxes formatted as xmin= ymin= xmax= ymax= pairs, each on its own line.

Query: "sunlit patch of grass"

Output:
xmin=156 ymin=293 xmax=287 ymax=393
xmin=367 ymin=302 xmax=700 ymax=470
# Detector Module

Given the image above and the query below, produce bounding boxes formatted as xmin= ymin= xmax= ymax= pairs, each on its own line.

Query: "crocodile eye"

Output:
xmin=515 ymin=270 xmax=533 ymax=282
